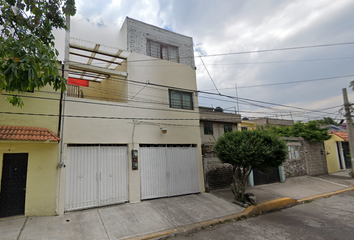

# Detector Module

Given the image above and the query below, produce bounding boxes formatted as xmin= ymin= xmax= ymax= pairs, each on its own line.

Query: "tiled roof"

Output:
xmin=0 ymin=126 xmax=60 ymax=142
xmin=330 ymin=131 xmax=348 ymax=141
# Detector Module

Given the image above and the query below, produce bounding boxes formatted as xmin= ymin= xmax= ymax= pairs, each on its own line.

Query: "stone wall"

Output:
xmin=282 ymin=138 xmax=307 ymax=178
xmin=282 ymin=138 xmax=327 ymax=177
xmin=204 ymin=157 xmax=233 ymax=190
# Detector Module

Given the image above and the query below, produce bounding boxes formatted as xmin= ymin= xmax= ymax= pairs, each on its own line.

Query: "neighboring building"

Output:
xmin=250 ymin=137 xmax=328 ymax=186
xmin=252 ymin=117 xmax=294 ymax=127
xmin=57 ymin=17 xmax=204 ymax=214
xmin=324 ymin=131 xmax=352 ymax=173
xmin=238 ymin=117 xmax=256 ymax=131
xmin=199 ymin=106 xmax=241 ymax=190
xmin=0 ymin=85 xmax=61 ymax=217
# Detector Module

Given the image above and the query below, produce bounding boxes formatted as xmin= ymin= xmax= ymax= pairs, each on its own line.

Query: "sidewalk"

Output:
xmin=211 ymin=172 xmax=354 ymax=204
xmin=1 ymin=173 xmax=353 ymax=240
xmin=1 ymin=193 xmax=243 ymax=240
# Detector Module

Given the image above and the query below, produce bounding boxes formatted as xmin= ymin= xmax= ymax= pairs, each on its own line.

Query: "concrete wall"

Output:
xmin=303 ymin=139 xmax=328 ymax=176
xmin=58 ymin=52 xmax=204 ymax=214
xmin=0 ymin=85 xmax=60 ymax=217
xmin=324 ymin=134 xmax=345 ymax=173
xmin=0 ymin=142 xmax=58 ymax=216
xmin=200 ymin=122 xmax=238 ymax=145
xmin=253 ymin=118 xmax=294 ymax=127
xmin=121 ymin=17 xmax=195 ymax=68
xmin=0 ymin=85 xmax=61 ymax=134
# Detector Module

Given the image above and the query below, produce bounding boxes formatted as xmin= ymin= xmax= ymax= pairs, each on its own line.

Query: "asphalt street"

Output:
xmin=172 ymin=191 xmax=354 ymax=240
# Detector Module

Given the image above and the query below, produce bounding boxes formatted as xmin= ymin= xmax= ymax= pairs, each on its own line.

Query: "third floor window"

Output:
xmin=147 ymin=40 xmax=179 ymax=63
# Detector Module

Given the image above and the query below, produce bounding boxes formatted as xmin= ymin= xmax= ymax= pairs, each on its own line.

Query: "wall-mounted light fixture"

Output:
xmin=160 ymin=127 xmax=167 ymax=134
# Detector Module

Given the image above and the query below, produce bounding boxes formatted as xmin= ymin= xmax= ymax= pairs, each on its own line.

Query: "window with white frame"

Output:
xmin=241 ymin=126 xmax=249 ymax=131
xmin=288 ymin=145 xmax=300 ymax=160
xmin=169 ymin=89 xmax=193 ymax=110
xmin=146 ymin=40 xmax=179 ymax=63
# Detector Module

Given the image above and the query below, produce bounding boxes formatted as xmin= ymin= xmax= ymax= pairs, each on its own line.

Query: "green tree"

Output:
xmin=312 ymin=117 xmax=339 ymax=126
xmin=265 ymin=121 xmax=331 ymax=142
xmin=350 ymin=80 xmax=354 ymax=91
xmin=214 ymin=130 xmax=287 ymax=202
xmin=0 ymin=0 xmax=76 ymax=107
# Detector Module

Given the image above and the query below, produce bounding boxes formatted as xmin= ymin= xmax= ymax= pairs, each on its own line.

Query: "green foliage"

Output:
xmin=350 ymin=80 xmax=354 ymax=91
xmin=265 ymin=121 xmax=331 ymax=142
xmin=0 ymin=0 xmax=76 ymax=106
xmin=312 ymin=117 xmax=339 ymax=126
xmin=214 ymin=130 xmax=287 ymax=201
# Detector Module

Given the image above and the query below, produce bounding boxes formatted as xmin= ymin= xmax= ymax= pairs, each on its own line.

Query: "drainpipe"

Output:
xmin=57 ymin=63 xmax=64 ymax=137
xmin=58 ymin=14 xmax=70 ymax=168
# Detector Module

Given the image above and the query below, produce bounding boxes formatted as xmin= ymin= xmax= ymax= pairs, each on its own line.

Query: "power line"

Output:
xmin=65 ymin=68 xmax=342 ymax=116
xmin=201 ymin=74 xmax=354 ymax=91
xmin=125 ymin=41 xmax=354 ymax=63
xmin=194 ymin=44 xmax=220 ymax=94
xmin=89 ymin=55 xmax=354 ymax=67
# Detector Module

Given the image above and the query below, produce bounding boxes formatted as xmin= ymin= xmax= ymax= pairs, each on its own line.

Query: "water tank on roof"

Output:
xmin=214 ymin=106 xmax=223 ymax=112
xmin=242 ymin=117 xmax=249 ymax=121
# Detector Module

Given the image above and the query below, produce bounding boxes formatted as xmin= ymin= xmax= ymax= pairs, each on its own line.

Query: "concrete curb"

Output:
xmin=245 ymin=197 xmax=298 ymax=216
xmin=124 ymin=187 xmax=354 ymax=240
xmin=297 ymin=185 xmax=354 ymax=203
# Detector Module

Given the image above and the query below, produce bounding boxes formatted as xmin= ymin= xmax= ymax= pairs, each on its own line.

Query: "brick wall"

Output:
xmin=125 ymin=18 xmax=195 ymax=68
xmin=302 ymin=139 xmax=328 ymax=176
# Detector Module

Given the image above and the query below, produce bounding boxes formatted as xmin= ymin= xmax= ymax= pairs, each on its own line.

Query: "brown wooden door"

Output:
xmin=0 ymin=153 xmax=28 ymax=218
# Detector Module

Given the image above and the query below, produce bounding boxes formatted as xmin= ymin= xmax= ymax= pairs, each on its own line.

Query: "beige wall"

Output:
xmin=58 ymin=53 xmax=204 ymax=214
xmin=200 ymin=121 xmax=237 ymax=145
xmin=0 ymin=85 xmax=61 ymax=134
xmin=0 ymin=142 xmax=58 ymax=216
xmin=324 ymin=134 xmax=344 ymax=173
xmin=69 ymin=61 xmax=128 ymax=103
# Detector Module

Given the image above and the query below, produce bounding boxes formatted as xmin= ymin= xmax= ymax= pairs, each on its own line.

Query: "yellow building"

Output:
xmin=324 ymin=131 xmax=351 ymax=173
xmin=238 ymin=119 xmax=256 ymax=131
xmin=0 ymin=85 xmax=61 ymax=218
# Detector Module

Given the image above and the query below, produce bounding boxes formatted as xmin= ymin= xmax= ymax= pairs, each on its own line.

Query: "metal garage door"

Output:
xmin=65 ymin=145 xmax=128 ymax=211
xmin=140 ymin=145 xmax=200 ymax=200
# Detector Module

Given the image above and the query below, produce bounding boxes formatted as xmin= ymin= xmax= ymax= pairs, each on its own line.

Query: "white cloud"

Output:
xmin=53 ymin=0 xmax=354 ymax=121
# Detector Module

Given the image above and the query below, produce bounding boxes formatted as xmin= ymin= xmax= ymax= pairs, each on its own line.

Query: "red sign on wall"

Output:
xmin=68 ymin=78 xmax=89 ymax=87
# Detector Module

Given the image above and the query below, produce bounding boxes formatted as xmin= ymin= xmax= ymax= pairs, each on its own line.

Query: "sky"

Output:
xmin=54 ymin=0 xmax=354 ymax=122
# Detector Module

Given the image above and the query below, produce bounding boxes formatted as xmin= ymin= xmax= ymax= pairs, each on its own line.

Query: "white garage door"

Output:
xmin=140 ymin=145 xmax=200 ymax=200
xmin=65 ymin=145 xmax=128 ymax=211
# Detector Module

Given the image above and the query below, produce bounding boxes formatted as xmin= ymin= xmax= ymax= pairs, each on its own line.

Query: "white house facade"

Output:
xmin=57 ymin=18 xmax=204 ymax=214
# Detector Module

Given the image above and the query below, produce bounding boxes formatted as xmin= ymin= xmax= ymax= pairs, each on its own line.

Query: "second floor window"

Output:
xmin=147 ymin=40 xmax=179 ymax=63
xmin=224 ymin=124 xmax=233 ymax=133
xmin=169 ymin=90 xmax=193 ymax=110
xmin=204 ymin=122 xmax=213 ymax=135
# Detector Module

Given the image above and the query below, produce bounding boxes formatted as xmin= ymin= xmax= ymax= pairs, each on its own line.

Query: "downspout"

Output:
xmin=57 ymin=63 xmax=64 ymax=137
xmin=59 ymin=13 xmax=70 ymax=168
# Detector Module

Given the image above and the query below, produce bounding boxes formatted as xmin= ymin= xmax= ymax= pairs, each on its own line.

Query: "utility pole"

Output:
xmin=342 ymin=88 xmax=354 ymax=176
xmin=235 ymin=83 xmax=240 ymax=114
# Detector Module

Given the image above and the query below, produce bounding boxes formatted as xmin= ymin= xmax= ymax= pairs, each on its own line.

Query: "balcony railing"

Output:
xmin=67 ymin=85 xmax=84 ymax=98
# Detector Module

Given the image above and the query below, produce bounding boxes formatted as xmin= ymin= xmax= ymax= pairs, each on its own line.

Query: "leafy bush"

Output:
xmin=264 ymin=121 xmax=331 ymax=142
xmin=214 ymin=129 xmax=287 ymax=201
